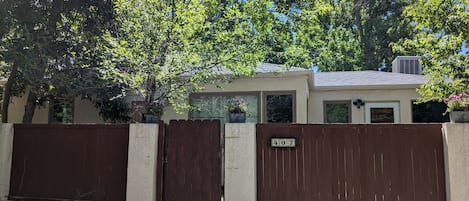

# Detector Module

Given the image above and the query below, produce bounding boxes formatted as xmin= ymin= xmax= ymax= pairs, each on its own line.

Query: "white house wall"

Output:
xmin=8 ymin=92 xmax=49 ymax=123
xmin=309 ymin=88 xmax=420 ymax=123
xmin=7 ymin=94 xmax=103 ymax=124
xmin=162 ymin=75 xmax=310 ymax=123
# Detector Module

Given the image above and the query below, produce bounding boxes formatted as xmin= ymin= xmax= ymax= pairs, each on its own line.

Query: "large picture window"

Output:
xmin=412 ymin=100 xmax=449 ymax=122
xmin=324 ymin=101 xmax=351 ymax=123
xmin=190 ymin=93 xmax=259 ymax=124
xmin=264 ymin=92 xmax=295 ymax=123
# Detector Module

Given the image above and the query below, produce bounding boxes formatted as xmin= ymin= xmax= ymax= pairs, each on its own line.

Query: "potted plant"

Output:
xmin=444 ymin=92 xmax=469 ymax=123
xmin=227 ymin=97 xmax=248 ymax=123
xmin=142 ymin=101 xmax=164 ymax=123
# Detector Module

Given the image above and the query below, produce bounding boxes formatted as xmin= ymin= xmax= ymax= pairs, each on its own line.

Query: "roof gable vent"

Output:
xmin=392 ymin=56 xmax=422 ymax=75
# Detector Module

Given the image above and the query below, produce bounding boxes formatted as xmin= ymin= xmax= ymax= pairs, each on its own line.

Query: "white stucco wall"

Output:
xmin=309 ymin=88 xmax=420 ymax=123
xmin=442 ymin=123 xmax=469 ymax=201
xmin=73 ymin=97 xmax=104 ymax=123
xmin=0 ymin=124 xmax=13 ymax=201
xmin=225 ymin=123 xmax=256 ymax=201
xmin=8 ymin=94 xmax=49 ymax=123
xmin=6 ymin=74 xmax=423 ymax=125
xmin=7 ymin=95 xmax=103 ymax=124
xmin=126 ymin=124 xmax=159 ymax=201
xmin=163 ymin=74 xmax=311 ymax=123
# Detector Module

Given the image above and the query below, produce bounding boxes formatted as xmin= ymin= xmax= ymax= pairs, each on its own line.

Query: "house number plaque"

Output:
xmin=271 ymin=138 xmax=296 ymax=148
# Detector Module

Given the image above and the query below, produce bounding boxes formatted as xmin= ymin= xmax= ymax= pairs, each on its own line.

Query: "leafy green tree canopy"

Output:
xmin=101 ymin=0 xmax=277 ymax=111
xmin=393 ymin=0 xmax=469 ymax=102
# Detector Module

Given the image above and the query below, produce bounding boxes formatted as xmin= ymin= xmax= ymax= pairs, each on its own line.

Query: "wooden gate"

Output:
xmin=257 ymin=124 xmax=445 ymax=201
xmin=162 ymin=120 xmax=221 ymax=201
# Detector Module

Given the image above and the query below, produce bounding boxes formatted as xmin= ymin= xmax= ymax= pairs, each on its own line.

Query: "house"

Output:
xmin=1 ymin=56 xmax=448 ymax=124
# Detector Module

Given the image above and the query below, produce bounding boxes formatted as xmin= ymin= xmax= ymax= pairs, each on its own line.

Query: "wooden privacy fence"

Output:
xmin=257 ymin=124 xmax=445 ymax=201
xmin=9 ymin=124 xmax=129 ymax=201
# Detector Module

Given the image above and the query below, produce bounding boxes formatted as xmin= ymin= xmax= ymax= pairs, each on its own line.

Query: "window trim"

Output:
xmin=189 ymin=92 xmax=262 ymax=122
xmin=262 ymin=91 xmax=296 ymax=123
xmin=323 ymin=100 xmax=352 ymax=123
xmin=365 ymin=102 xmax=400 ymax=123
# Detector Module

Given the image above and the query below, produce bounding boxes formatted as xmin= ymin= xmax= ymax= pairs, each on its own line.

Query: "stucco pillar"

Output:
xmin=225 ymin=123 xmax=256 ymax=201
xmin=126 ymin=124 xmax=159 ymax=201
xmin=442 ymin=123 xmax=469 ymax=201
xmin=0 ymin=124 xmax=13 ymax=201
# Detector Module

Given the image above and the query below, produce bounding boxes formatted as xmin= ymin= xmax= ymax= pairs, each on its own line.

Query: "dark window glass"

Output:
xmin=370 ymin=108 xmax=394 ymax=123
xmin=325 ymin=102 xmax=351 ymax=123
xmin=50 ymin=99 xmax=73 ymax=123
xmin=266 ymin=94 xmax=293 ymax=123
xmin=412 ymin=101 xmax=449 ymax=122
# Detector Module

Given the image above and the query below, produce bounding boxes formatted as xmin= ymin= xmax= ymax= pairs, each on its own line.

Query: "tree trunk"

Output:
xmin=1 ymin=63 xmax=18 ymax=123
xmin=22 ymin=50 xmax=47 ymax=124
xmin=22 ymin=90 xmax=38 ymax=124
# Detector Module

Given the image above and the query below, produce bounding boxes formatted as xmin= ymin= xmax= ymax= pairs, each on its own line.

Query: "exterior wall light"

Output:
xmin=353 ymin=99 xmax=365 ymax=109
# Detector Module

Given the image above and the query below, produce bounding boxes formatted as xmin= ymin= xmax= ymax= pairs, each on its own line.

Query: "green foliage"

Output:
xmin=393 ymin=0 xmax=469 ymax=102
xmin=0 ymin=1 xmax=125 ymax=122
xmin=265 ymin=0 xmax=413 ymax=71
xmin=444 ymin=92 xmax=469 ymax=113
xmin=93 ymin=87 xmax=131 ymax=123
xmin=227 ymin=97 xmax=248 ymax=113
xmin=101 ymin=0 xmax=276 ymax=112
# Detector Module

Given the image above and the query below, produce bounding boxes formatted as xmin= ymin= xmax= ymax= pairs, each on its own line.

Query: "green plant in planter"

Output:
xmin=145 ymin=102 xmax=164 ymax=117
xmin=444 ymin=92 xmax=469 ymax=113
xmin=227 ymin=97 xmax=248 ymax=113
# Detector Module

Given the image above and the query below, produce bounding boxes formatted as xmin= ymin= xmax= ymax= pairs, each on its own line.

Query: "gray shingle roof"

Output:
xmin=313 ymin=71 xmax=427 ymax=89
xmin=256 ymin=63 xmax=309 ymax=73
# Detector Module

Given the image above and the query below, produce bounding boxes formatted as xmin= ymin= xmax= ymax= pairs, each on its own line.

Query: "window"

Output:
xmin=365 ymin=102 xmax=400 ymax=123
xmin=412 ymin=100 xmax=449 ymax=122
xmin=324 ymin=101 xmax=351 ymax=123
xmin=49 ymin=98 xmax=74 ymax=123
xmin=190 ymin=93 xmax=259 ymax=124
xmin=264 ymin=92 xmax=294 ymax=123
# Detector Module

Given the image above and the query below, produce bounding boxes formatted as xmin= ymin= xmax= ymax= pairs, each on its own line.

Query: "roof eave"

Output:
xmin=254 ymin=70 xmax=314 ymax=88
xmin=313 ymin=84 xmax=422 ymax=91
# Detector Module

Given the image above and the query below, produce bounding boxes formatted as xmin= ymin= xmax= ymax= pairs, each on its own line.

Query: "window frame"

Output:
xmin=262 ymin=91 xmax=296 ymax=123
xmin=365 ymin=102 xmax=400 ymax=123
xmin=189 ymin=92 xmax=262 ymax=122
xmin=323 ymin=100 xmax=352 ymax=123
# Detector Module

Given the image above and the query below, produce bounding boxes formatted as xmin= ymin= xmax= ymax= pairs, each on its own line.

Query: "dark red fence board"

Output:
xmin=156 ymin=122 xmax=166 ymax=201
xmin=9 ymin=124 xmax=129 ymax=201
xmin=163 ymin=120 xmax=221 ymax=201
xmin=257 ymin=124 xmax=445 ymax=201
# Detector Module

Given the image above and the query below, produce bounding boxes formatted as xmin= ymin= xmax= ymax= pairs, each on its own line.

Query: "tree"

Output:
xmin=392 ymin=0 xmax=469 ymax=102
xmin=101 ymin=0 xmax=277 ymax=112
xmin=0 ymin=0 xmax=121 ymax=123
xmin=263 ymin=0 xmax=413 ymax=71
